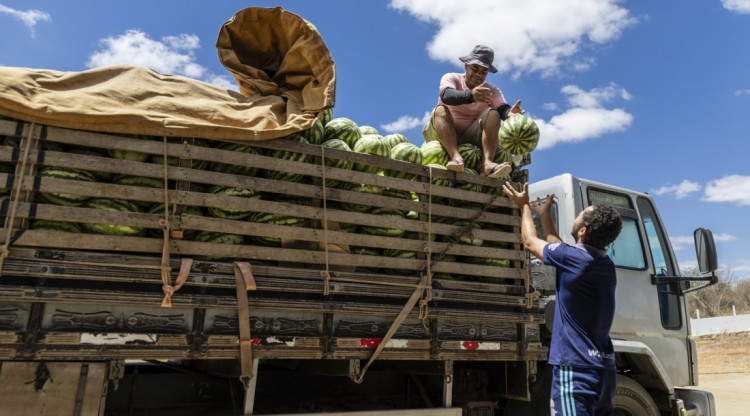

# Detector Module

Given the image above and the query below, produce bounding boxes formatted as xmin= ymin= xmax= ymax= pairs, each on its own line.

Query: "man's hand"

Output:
xmin=508 ymin=100 xmax=525 ymax=116
xmin=502 ymin=181 xmax=529 ymax=209
xmin=530 ymin=194 xmax=555 ymax=217
xmin=472 ymin=83 xmax=492 ymax=104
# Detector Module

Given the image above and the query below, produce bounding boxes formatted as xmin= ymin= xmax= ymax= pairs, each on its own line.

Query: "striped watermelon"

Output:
xmin=67 ymin=146 xmax=114 ymax=181
xmin=208 ymin=143 xmax=261 ymax=177
xmin=339 ymin=182 xmax=382 ymax=213
xmin=194 ymin=231 xmax=245 ymax=260
xmin=359 ymin=125 xmax=379 ymax=135
xmin=324 ymin=117 xmax=361 ymax=149
xmin=382 ymin=134 xmax=409 ymax=150
xmin=386 ymin=142 xmax=422 ymax=180
xmin=382 ymin=248 xmax=417 ymax=275
xmin=458 ymin=143 xmax=482 ymax=172
xmin=352 ymin=134 xmax=390 ymax=174
xmin=108 ymin=148 xmax=149 ymax=162
xmin=426 ymin=163 xmax=453 ymax=189
xmin=455 ymin=168 xmax=483 ymax=193
xmin=30 ymin=220 xmax=82 ymax=233
xmin=464 ymin=256 xmax=510 ymax=268
xmin=444 ymin=220 xmax=483 ymax=246
xmin=360 ymin=207 xmax=406 ymax=237
xmin=319 ymin=109 xmax=333 ymax=126
xmin=321 ymin=139 xmax=353 ymax=188
xmin=499 ymin=115 xmax=540 ymax=155
xmin=382 ymin=187 xmax=413 ymax=216
xmin=112 ymin=175 xmax=164 ymax=210
xmin=247 ymin=211 xmax=307 ymax=247
xmin=300 ymin=119 xmax=326 ymax=145
xmin=81 ymin=198 xmax=145 ymax=236
xmin=36 ymin=167 xmax=97 ymax=207
xmin=420 ymin=141 xmax=449 ymax=166
xmin=206 ymin=186 xmax=260 ymax=220
xmin=263 ymin=134 xmax=311 ymax=182
xmin=0 ymin=163 xmax=15 ymax=174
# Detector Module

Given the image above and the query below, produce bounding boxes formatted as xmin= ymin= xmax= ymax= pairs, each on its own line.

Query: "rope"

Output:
xmin=0 ymin=123 xmax=36 ymax=275
xmin=319 ymin=146 xmax=331 ymax=296
xmin=158 ymin=136 xmax=177 ymax=307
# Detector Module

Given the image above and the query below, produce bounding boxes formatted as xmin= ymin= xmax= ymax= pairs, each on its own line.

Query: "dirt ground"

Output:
xmin=693 ymin=332 xmax=750 ymax=415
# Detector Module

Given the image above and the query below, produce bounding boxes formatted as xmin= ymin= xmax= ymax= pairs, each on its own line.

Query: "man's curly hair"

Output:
xmin=582 ymin=205 xmax=622 ymax=250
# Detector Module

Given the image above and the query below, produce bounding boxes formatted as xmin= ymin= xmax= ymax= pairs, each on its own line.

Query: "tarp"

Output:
xmin=0 ymin=7 xmax=335 ymax=142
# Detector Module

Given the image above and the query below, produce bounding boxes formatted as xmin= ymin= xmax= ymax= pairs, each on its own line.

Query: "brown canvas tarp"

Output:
xmin=0 ymin=7 xmax=335 ymax=142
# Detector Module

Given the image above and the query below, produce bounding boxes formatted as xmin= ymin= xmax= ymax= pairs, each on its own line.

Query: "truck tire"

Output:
xmin=614 ymin=375 xmax=659 ymax=416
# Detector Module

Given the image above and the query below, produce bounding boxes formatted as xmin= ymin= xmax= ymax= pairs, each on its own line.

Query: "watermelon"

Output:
xmin=108 ymin=148 xmax=149 ymax=162
xmin=386 ymin=142 xmax=422 ymax=180
xmin=382 ymin=133 xmax=409 ymax=150
xmin=81 ymin=198 xmax=145 ymax=236
xmin=359 ymin=125 xmax=379 ymax=135
xmin=30 ymin=220 xmax=82 ymax=233
xmin=383 ymin=248 xmax=417 ymax=275
xmin=0 ymin=163 xmax=15 ymax=174
xmin=352 ymin=134 xmax=390 ymax=174
xmin=194 ymin=231 xmax=245 ymax=260
xmin=444 ymin=220 xmax=483 ymax=246
xmin=324 ymin=117 xmax=361 ymax=149
xmin=67 ymin=146 xmax=114 ymax=181
xmin=420 ymin=141 xmax=449 ymax=166
xmin=263 ymin=134 xmax=311 ymax=182
xmin=360 ymin=207 xmax=406 ymax=237
xmin=426 ymin=163 xmax=453 ymax=188
xmin=208 ymin=143 xmax=261 ymax=177
xmin=321 ymin=139 xmax=353 ymax=188
xmin=339 ymin=182 xmax=382 ymax=213
xmin=464 ymin=256 xmax=510 ymax=268
xmin=499 ymin=115 xmax=540 ymax=155
xmin=455 ymin=168 xmax=483 ymax=193
xmin=112 ymin=175 xmax=165 ymax=210
xmin=382 ymin=187 xmax=413 ymax=216
xmin=458 ymin=143 xmax=482 ymax=172
xmin=247 ymin=211 xmax=307 ymax=247
xmin=206 ymin=186 xmax=260 ymax=220
xmin=319 ymin=108 xmax=333 ymax=126
xmin=300 ymin=119 xmax=326 ymax=145
xmin=36 ymin=167 xmax=97 ymax=207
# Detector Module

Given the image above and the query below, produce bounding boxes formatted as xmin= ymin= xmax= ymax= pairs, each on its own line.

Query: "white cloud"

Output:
xmin=0 ymin=3 xmax=51 ymax=37
xmin=722 ymin=0 xmax=750 ymax=13
xmin=534 ymin=83 xmax=633 ymax=150
xmin=381 ymin=112 xmax=431 ymax=134
xmin=671 ymin=233 xmax=737 ymax=251
xmin=389 ymin=0 xmax=636 ymax=76
xmin=650 ymin=180 xmax=702 ymax=199
xmin=86 ymin=29 xmax=235 ymax=90
xmin=703 ymin=175 xmax=750 ymax=205
xmin=734 ymin=89 xmax=750 ymax=96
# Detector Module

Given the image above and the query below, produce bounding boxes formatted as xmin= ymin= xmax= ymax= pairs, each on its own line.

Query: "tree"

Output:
xmin=684 ymin=266 xmax=737 ymax=318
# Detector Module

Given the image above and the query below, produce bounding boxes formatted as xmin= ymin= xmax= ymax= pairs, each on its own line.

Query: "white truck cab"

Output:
xmin=527 ymin=173 xmax=717 ymax=416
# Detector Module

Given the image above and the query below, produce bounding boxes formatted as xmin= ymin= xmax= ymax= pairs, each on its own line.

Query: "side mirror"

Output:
xmin=694 ymin=228 xmax=718 ymax=274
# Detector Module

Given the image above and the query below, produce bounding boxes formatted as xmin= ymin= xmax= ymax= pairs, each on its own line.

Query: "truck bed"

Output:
xmin=0 ymin=118 xmax=544 ymax=363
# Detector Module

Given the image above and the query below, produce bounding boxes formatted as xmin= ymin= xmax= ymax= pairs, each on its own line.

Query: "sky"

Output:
xmin=1 ymin=0 xmax=749 ymax=281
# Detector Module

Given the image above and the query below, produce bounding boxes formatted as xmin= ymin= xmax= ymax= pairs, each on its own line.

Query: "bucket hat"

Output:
xmin=459 ymin=45 xmax=498 ymax=73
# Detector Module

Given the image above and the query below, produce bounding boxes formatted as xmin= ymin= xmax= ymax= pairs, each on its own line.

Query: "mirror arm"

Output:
xmin=651 ymin=272 xmax=718 ymax=295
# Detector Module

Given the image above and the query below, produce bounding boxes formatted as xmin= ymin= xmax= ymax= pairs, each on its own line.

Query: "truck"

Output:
xmin=0 ymin=6 xmax=718 ymax=416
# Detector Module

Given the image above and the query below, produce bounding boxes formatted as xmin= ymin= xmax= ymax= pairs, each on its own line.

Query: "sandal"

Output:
xmin=446 ymin=159 xmax=464 ymax=172
xmin=485 ymin=162 xmax=512 ymax=179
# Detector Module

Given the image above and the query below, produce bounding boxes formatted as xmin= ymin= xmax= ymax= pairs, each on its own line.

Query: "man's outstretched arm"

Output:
xmin=502 ymin=182 xmax=547 ymax=259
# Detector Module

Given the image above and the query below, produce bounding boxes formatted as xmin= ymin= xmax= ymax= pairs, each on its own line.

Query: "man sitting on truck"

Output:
xmin=502 ymin=182 xmax=623 ymax=416
xmin=422 ymin=44 xmax=524 ymax=179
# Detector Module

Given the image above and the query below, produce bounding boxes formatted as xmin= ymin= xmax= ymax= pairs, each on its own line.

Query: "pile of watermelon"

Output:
xmin=0 ymin=108 xmax=537 ymax=279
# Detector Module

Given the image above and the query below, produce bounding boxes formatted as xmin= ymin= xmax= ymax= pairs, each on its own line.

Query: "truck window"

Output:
xmin=637 ymin=197 xmax=682 ymax=329
xmin=587 ymin=188 xmax=646 ymax=270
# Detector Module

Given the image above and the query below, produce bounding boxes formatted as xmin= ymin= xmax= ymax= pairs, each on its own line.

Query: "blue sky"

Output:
xmin=1 ymin=0 xmax=749 ymax=280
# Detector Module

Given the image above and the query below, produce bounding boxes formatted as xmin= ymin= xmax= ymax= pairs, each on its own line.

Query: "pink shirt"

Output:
xmin=438 ymin=73 xmax=506 ymax=134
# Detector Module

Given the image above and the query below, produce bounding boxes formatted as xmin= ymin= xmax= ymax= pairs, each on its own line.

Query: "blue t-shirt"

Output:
xmin=544 ymin=242 xmax=617 ymax=370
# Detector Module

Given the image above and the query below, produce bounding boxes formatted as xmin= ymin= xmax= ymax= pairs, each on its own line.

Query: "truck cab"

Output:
xmin=527 ymin=173 xmax=716 ymax=416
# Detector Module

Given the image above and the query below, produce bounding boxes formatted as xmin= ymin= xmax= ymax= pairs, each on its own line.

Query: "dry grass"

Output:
xmin=694 ymin=332 xmax=750 ymax=374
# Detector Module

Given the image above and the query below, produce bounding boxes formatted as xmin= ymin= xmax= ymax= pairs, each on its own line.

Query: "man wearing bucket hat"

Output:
xmin=423 ymin=45 xmax=524 ymax=178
